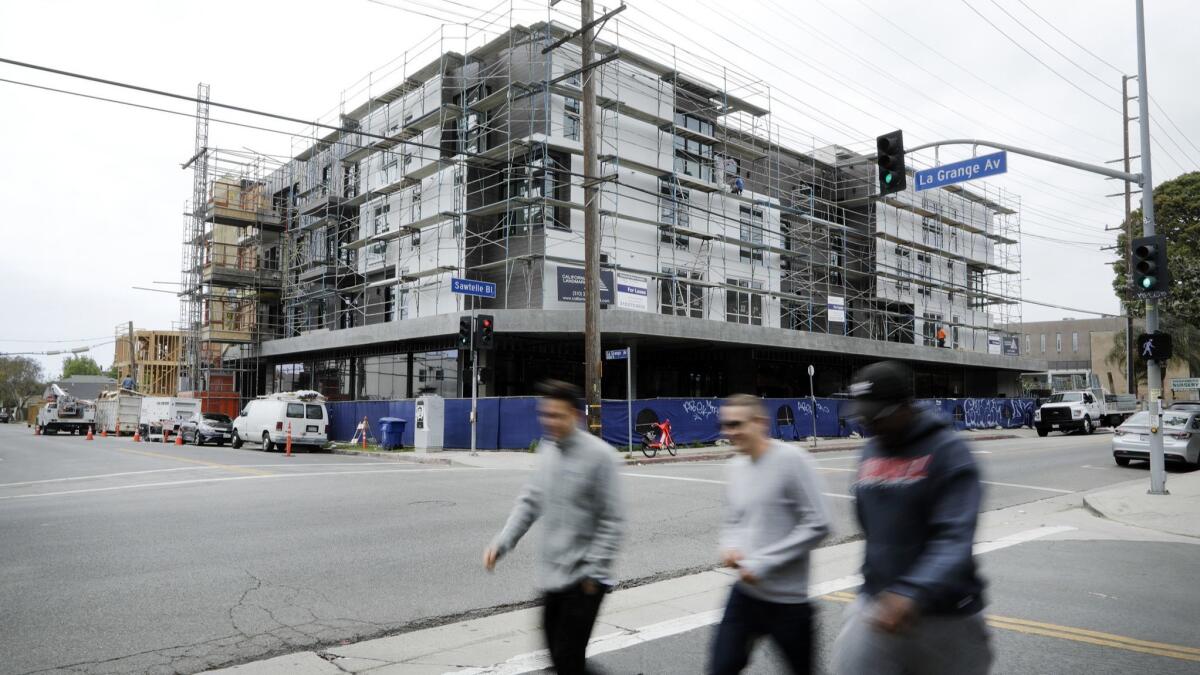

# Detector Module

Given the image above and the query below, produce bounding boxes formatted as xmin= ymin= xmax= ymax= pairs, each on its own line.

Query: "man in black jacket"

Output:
xmin=831 ymin=361 xmax=993 ymax=675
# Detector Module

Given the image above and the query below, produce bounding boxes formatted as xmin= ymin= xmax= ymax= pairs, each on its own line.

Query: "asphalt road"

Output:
xmin=546 ymin=540 xmax=1200 ymax=675
xmin=0 ymin=422 xmax=1174 ymax=674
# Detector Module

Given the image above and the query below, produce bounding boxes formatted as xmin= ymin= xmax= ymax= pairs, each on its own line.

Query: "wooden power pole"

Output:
xmin=581 ymin=0 xmax=602 ymax=436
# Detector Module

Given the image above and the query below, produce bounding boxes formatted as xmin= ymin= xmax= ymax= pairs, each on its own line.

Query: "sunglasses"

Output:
xmin=719 ymin=417 xmax=763 ymax=430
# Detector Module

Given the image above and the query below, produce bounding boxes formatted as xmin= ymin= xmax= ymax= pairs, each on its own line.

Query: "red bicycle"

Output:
xmin=640 ymin=419 xmax=677 ymax=458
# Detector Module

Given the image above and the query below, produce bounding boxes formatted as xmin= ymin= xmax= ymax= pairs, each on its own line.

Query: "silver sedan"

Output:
xmin=1112 ymin=410 xmax=1200 ymax=467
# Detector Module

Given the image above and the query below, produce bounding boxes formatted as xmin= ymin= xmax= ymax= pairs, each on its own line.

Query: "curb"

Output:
xmin=621 ymin=433 xmax=1022 ymax=465
xmin=1080 ymin=494 xmax=1108 ymax=521
xmin=330 ymin=448 xmax=452 ymax=465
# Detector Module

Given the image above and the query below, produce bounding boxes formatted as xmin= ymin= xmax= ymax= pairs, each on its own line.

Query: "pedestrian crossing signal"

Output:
xmin=1137 ymin=332 xmax=1172 ymax=362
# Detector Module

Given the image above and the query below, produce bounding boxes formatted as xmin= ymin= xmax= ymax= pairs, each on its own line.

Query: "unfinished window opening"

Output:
xmin=660 ymin=267 xmax=704 ymax=319
xmin=725 ymin=278 xmax=764 ymax=326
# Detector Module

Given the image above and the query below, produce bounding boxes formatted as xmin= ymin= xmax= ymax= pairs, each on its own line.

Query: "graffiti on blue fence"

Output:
xmin=796 ymin=400 xmax=833 ymax=417
xmin=681 ymin=399 xmax=720 ymax=422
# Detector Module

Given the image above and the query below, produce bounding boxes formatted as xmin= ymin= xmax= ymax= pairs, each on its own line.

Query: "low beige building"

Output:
xmin=1013 ymin=317 xmax=1193 ymax=400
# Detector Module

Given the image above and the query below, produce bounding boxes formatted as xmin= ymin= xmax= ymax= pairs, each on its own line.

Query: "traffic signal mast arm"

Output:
xmin=901 ymin=139 xmax=1144 ymax=185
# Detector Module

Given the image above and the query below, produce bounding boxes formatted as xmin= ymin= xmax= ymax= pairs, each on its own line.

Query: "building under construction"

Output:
xmin=178 ymin=11 xmax=1043 ymax=408
xmin=112 ymin=327 xmax=184 ymax=397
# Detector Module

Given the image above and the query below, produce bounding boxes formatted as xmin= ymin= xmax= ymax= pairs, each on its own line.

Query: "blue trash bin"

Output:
xmin=378 ymin=417 xmax=406 ymax=450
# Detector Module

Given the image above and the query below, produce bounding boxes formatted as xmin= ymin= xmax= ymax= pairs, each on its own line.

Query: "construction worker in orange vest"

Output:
xmin=936 ymin=326 xmax=947 ymax=348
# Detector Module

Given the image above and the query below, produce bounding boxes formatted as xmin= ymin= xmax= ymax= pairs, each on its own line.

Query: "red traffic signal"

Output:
xmin=475 ymin=314 xmax=495 ymax=350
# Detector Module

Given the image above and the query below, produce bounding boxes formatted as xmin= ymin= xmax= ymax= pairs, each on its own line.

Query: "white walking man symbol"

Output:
xmin=1142 ymin=337 xmax=1155 ymax=358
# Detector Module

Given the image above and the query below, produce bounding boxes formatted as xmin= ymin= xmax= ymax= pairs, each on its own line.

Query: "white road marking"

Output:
xmin=982 ymin=480 xmax=1074 ymax=494
xmin=0 ymin=467 xmax=503 ymax=501
xmin=972 ymin=450 xmax=993 ymax=455
xmin=0 ymin=467 xmax=216 ymax=487
xmin=446 ymin=526 xmax=1076 ymax=674
xmin=0 ymin=462 xmax=425 ymax=489
xmin=972 ymin=525 xmax=1077 ymax=554
xmin=813 ymin=467 xmax=1075 ymax=494
xmin=621 ymin=471 xmax=854 ymax=500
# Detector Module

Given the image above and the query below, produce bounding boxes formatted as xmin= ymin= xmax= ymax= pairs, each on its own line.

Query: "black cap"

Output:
xmin=847 ymin=361 xmax=914 ymax=421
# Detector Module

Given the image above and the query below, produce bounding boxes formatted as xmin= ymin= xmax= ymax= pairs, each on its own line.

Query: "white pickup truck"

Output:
xmin=1034 ymin=389 xmax=1137 ymax=437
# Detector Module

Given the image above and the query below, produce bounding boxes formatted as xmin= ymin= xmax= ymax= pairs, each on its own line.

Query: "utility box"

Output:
xmin=413 ymin=395 xmax=444 ymax=452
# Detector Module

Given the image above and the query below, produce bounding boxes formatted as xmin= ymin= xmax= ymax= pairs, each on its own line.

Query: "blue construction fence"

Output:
xmin=327 ymin=397 xmax=1036 ymax=450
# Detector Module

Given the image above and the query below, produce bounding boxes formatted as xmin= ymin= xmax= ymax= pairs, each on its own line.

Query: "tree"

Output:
xmin=0 ymin=356 xmax=44 ymax=408
xmin=1107 ymin=318 xmax=1200 ymax=387
xmin=1111 ymin=171 xmax=1200 ymax=379
xmin=61 ymin=355 xmax=103 ymax=379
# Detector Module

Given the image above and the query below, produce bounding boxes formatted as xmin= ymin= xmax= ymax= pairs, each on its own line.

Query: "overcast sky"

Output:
xmin=1 ymin=0 xmax=1196 ymax=379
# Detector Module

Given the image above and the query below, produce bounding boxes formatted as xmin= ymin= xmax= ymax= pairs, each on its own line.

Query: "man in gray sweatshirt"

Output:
xmin=484 ymin=379 xmax=624 ymax=675
xmin=710 ymin=394 xmax=833 ymax=675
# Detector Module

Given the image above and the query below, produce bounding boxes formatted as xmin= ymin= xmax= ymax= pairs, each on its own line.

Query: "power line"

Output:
xmin=1009 ymin=0 xmax=1200 ymax=166
xmin=1015 ymin=0 xmax=1126 ymax=74
xmin=958 ymin=0 xmax=1120 ymax=115
xmin=960 ymin=0 xmax=1193 ymax=175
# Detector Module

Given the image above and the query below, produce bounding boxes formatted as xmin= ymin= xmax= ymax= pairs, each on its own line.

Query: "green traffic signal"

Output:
xmin=884 ymin=173 xmax=894 ymax=184
xmin=1142 ymin=276 xmax=1155 ymax=289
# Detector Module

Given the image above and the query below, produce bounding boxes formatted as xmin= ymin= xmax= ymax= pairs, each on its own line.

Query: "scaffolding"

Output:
xmin=179 ymin=84 xmax=284 ymax=411
xmin=179 ymin=1 xmax=1022 ymax=401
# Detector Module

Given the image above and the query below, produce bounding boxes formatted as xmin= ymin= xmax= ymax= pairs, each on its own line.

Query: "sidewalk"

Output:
xmin=330 ymin=426 xmax=1030 ymax=471
xmin=1083 ymin=468 xmax=1200 ymax=538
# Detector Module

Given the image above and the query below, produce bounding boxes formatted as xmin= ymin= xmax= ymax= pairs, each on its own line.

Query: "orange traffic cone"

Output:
xmin=86 ymin=426 xmax=94 ymax=441
xmin=285 ymin=422 xmax=293 ymax=458
xmin=133 ymin=429 xmax=141 ymax=442
xmin=101 ymin=429 xmax=108 ymax=438
xmin=175 ymin=431 xmax=184 ymax=446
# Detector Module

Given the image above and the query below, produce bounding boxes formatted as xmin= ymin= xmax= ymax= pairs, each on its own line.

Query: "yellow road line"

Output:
xmin=118 ymin=448 xmax=273 ymax=476
xmin=820 ymin=592 xmax=1200 ymax=662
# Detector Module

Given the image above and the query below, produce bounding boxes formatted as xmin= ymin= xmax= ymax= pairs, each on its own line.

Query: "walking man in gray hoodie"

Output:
xmin=484 ymin=379 xmax=624 ymax=675
xmin=710 ymin=394 xmax=832 ymax=674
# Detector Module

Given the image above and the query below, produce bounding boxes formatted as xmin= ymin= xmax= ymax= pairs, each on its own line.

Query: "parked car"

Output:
xmin=0 ymin=409 xmax=10 ymax=423
xmin=1111 ymin=410 xmax=1200 ymax=467
xmin=179 ymin=412 xmax=234 ymax=446
xmin=231 ymin=391 xmax=328 ymax=451
xmin=1167 ymin=401 xmax=1200 ymax=412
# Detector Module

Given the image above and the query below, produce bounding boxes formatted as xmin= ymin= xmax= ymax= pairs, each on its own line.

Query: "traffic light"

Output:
xmin=1137 ymin=332 xmax=1173 ymax=362
xmin=457 ymin=315 xmax=472 ymax=350
xmin=475 ymin=314 xmax=495 ymax=350
xmin=1130 ymin=234 xmax=1170 ymax=298
xmin=876 ymin=130 xmax=907 ymax=196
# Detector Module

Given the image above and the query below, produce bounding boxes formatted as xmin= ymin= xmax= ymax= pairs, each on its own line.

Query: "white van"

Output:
xmin=231 ymin=391 xmax=329 ymax=451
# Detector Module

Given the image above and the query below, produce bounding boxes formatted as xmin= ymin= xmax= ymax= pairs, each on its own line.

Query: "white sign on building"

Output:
xmin=828 ymin=296 xmax=845 ymax=324
xmin=616 ymin=272 xmax=649 ymax=311
xmin=987 ymin=333 xmax=1002 ymax=355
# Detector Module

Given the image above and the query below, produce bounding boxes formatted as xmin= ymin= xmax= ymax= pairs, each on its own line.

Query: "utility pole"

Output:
xmin=581 ymin=0 xmax=603 ymax=436
xmin=1135 ymin=0 xmax=1167 ymax=495
xmin=127 ymin=320 xmax=136 ymax=390
xmin=1121 ymin=75 xmax=1137 ymax=398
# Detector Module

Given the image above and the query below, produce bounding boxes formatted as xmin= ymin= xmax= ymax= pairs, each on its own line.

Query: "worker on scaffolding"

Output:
xmin=936 ymin=326 xmax=947 ymax=349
